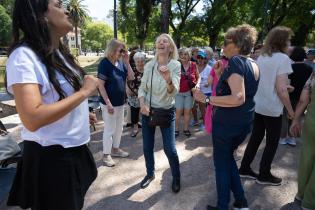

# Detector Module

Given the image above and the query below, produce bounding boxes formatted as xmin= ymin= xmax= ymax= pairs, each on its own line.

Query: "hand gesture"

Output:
xmin=81 ymin=75 xmax=98 ymax=97
xmin=159 ymin=66 xmax=171 ymax=83
xmin=122 ymin=51 xmax=129 ymax=65
xmin=214 ymin=60 xmax=223 ymax=76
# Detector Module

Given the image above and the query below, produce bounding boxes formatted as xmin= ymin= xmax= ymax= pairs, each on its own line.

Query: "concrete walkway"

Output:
xmin=1 ymin=119 xmax=301 ymax=210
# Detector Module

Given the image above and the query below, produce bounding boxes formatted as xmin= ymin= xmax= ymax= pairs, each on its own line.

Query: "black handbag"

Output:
xmin=148 ymin=63 xmax=174 ymax=128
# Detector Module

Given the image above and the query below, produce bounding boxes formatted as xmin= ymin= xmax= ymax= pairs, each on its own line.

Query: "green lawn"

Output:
xmin=0 ymin=66 xmax=5 ymax=91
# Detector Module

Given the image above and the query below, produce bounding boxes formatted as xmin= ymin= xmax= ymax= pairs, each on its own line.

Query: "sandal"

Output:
xmin=175 ymin=130 xmax=179 ymax=137
xmin=131 ymin=130 xmax=139 ymax=138
xmin=183 ymin=130 xmax=191 ymax=137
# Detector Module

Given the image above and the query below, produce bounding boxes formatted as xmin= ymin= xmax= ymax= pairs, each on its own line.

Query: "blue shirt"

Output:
xmin=97 ymin=58 xmax=127 ymax=106
xmin=213 ymin=56 xmax=260 ymax=125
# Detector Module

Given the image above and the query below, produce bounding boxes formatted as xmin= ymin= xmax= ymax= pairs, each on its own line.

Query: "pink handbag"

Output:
xmin=204 ymin=104 xmax=213 ymax=134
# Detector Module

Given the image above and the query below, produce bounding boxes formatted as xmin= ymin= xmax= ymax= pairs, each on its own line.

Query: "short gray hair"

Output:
xmin=133 ymin=52 xmax=146 ymax=62
xmin=179 ymin=47 xmax=191 ymax=57
xmin=204 ymin=47 xmax=214 ymax=56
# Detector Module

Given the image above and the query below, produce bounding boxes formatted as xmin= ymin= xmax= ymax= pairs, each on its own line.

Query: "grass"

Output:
xmin=78 ymin=56 xmax=102 ymax=75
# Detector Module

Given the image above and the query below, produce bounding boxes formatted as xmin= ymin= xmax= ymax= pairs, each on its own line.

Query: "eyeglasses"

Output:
xmin=224 ymin=39 xmax=233 ymax=46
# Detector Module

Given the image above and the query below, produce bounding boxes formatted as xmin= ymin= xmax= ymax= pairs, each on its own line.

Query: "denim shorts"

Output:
xmin=175 ymin=91 xmax=193 ymax=109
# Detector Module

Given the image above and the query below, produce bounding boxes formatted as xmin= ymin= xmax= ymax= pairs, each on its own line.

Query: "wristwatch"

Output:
xmin=205 ymin=96 xmax=211 ymax=105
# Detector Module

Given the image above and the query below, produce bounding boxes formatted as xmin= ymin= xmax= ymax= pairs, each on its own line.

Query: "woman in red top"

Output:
xmin=175 ymin=48 xmax=198 ymax=137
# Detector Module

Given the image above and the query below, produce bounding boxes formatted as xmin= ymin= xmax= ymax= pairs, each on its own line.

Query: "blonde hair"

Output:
xmin=155 ymin=33 xmax=178 ymax=60
xmin=104 ymin=38 xmax=126 ymax=60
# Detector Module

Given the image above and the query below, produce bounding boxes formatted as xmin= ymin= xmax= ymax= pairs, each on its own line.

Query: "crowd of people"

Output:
xmin=3 ymin=0 xmax=315 ymax=210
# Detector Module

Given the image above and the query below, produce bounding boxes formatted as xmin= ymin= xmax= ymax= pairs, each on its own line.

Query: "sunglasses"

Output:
xmin=197 ymin=56 xmax=205 ymax=59
xmin=119 ymin=49 xmax=126 ymax=54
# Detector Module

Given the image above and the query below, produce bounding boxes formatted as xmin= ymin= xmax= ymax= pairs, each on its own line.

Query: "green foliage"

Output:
xmin=0 ymin=0 xmax=14 ymax=15
xmin=170 ymin=0 xmax=202 ymax=48
xmin=0 ymin=5 xmax=11 ymax=46
xmin=81 ymin=21 xmax=113 ymax=53
xmin=66 ymin=0 xmax=89 ymax=49
xmin=118 ymin=0 xmax=315 ymax=48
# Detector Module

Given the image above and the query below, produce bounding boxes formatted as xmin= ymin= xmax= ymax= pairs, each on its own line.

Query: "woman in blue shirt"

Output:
xmin=194 ymin=24 xmax=260 ymax=210
xmin=97 ymin=39 xmax=134 ymax=167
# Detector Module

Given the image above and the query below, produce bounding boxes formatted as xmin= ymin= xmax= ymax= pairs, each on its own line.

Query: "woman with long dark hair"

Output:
xmin=5 ymin=0 xmax=98 ymax=209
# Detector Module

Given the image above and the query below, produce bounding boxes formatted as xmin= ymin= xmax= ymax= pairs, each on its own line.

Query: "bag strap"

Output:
xmin=149 ymin=62 xmax=156 ymax=110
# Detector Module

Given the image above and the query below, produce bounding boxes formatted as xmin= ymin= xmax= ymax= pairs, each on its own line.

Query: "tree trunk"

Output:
xmin=139 ymin=39 xmax=145 ymax=50
xmin=209 ymin=33 xmax=219 ymax=49
xmin=74 ymin=25 xmax=79 ymax=49
xmin=174 ymin=33 xmax=181 ymax=49
xmin=160 ymin=0 xmax=171 ymax=33
xmin=292 ymin=23 xmax=310 ymax=46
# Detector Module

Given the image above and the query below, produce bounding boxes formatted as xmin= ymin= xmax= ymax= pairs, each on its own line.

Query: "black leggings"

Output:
xmin=130 ymin=106 xmax=140 ymax=125
xmin=240 ymin=113 xmax=282 ymax=176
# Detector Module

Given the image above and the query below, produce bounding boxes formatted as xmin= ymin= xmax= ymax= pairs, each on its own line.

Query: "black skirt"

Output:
xmin=7 ymin=141 xmax=97 ymax=210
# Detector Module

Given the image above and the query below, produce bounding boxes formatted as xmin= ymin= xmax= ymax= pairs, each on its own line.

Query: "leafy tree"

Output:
xmin=81 ymin=21 xmax=113 ymax=54
xmin=66 ymin=0 xmax=89 ymax=50
xmin=119 ymin=0 xmax=159 ymax=49
xmin=202 ymin=0 xmax=241 ymax=48
xmin=0 ymin=5 xmax=11 ymax=46
xmin=170 ymin=0 xmax=201 ymax=48
xmin=0 ymin=0 xmax=14 ymax=15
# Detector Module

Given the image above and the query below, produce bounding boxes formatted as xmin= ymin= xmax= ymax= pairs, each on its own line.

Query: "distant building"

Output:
xmin=66 ymin=28 xmax=81 ymax=52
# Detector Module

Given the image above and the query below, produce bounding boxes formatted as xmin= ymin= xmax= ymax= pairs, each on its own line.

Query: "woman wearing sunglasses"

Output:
xmin=97 ymin=39 xmax=135 ymax=167
xmin=194 ymin=24 xmax=259 ymax=210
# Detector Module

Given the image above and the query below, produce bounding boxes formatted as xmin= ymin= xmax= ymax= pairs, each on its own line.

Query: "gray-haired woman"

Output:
xmin=194 ymin=24 xmax=260 ymax=210
xmin=127 ymin=52 xmax=146 ymax=137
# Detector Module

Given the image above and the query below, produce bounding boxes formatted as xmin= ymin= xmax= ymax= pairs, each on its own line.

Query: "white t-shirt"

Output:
xmin=6 ymin=46 xmax=90 ymax=148
xmin=196 ymin=65 xmax=212 ymax=94
xmin=254 ymin=52 xmax=293 ymax=117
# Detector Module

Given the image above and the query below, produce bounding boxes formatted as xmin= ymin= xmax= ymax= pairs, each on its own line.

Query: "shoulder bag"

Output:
xmin=148 ymin=63 xmax=175 ymax=128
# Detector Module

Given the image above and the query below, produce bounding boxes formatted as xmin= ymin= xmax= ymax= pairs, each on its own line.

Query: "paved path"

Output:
xmin=1 ymin=119 xmax=301 ymax=210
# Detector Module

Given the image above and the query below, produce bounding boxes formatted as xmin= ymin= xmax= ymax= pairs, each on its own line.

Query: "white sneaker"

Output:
xmin=111 ymin=148 xmax=129 ymax=158
xmin=234 ymin=208 xmax=249 ymax=210
xmin=286 ymin=137 xmax=297 ymax=146
xmin=103 ymin=154 xmax=115 ymax=167
xmin=279 ymin=138 xmax=287 ymax=145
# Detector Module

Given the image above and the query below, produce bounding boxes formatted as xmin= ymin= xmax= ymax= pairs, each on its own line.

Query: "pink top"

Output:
xmin=210 ymin=59 xmax=229 ymax=96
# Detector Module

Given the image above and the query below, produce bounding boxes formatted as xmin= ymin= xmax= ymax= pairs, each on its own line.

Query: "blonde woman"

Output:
xmin=97 ymin=39 xmax=134 ymax=167
xmin=138 ymin=34 xmax=181 ymax=192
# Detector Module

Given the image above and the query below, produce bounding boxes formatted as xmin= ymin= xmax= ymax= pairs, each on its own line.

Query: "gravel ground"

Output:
xmin=1 ymin=119 xmax=301 ymax=210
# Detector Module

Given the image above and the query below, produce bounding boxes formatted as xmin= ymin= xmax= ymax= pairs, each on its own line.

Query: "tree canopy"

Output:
xmin=81 ymin=21 xmax=113 ymax=54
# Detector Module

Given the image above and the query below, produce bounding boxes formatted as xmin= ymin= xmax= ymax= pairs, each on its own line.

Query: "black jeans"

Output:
xmin=130 ymin=106 xmax=140 ymax=125
xmin=240 ymin=113 xmax=282 ymax=176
